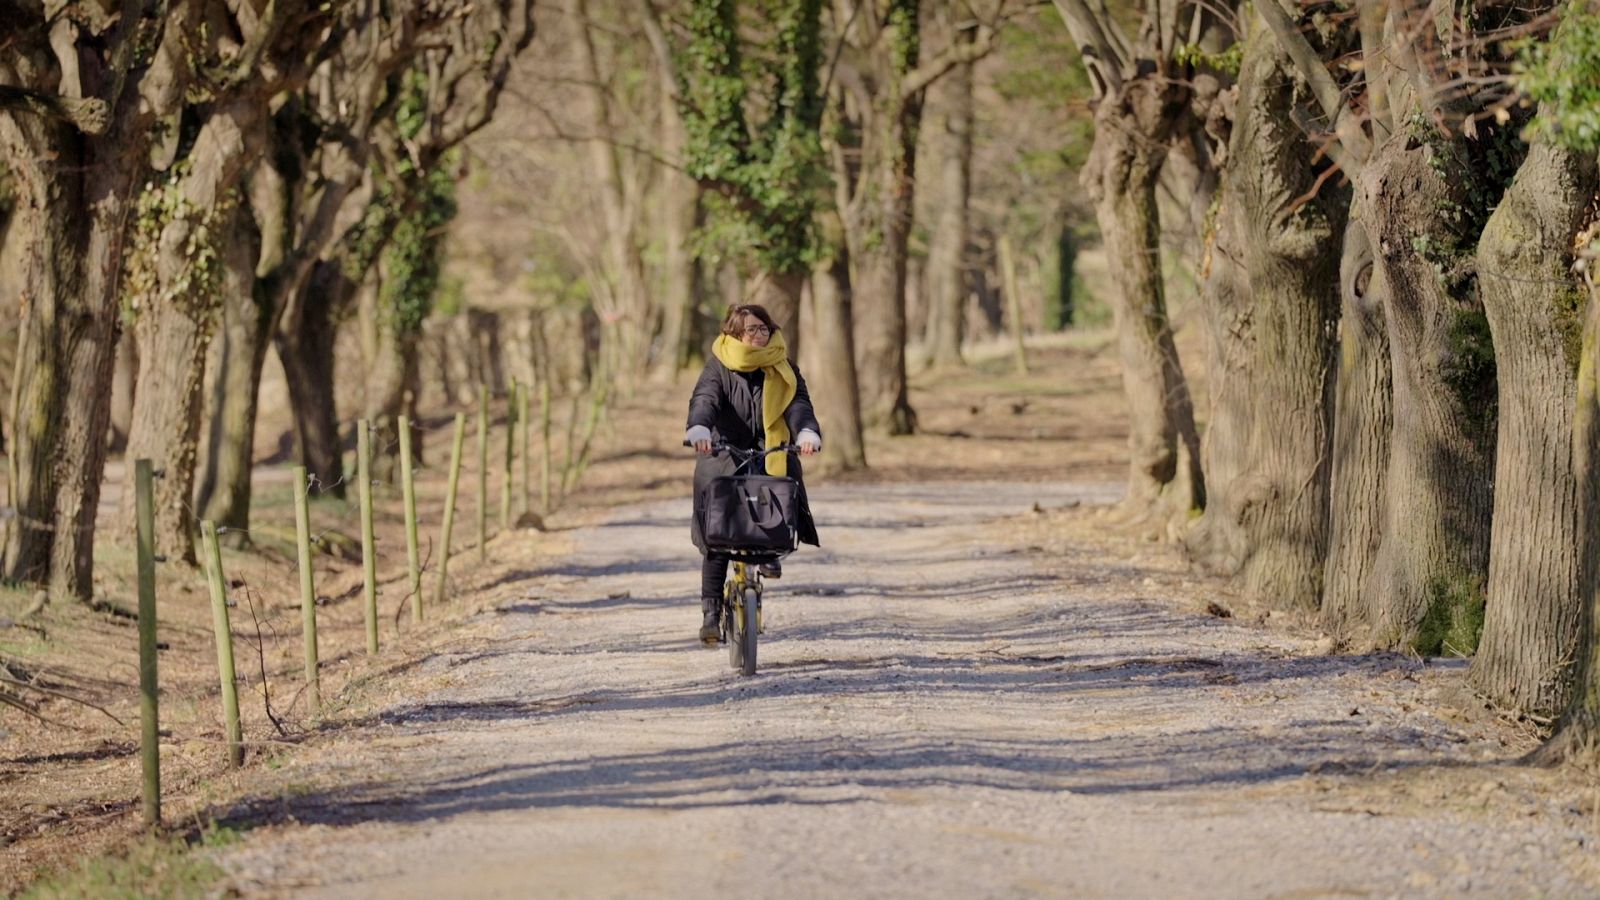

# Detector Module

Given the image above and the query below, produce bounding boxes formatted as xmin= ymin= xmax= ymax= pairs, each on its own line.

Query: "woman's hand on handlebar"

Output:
xmin=694 ymin=438 xmax=713 ymax=455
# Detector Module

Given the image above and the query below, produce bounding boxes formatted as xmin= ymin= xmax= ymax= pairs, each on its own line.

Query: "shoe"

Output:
xmin=758 ymin=560 xmax=782 ymax=580
xmin=699 ymin=607 xmax=722 ymax=644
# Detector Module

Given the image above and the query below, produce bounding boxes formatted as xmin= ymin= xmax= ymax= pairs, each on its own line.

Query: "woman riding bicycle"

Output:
xmin=685 ymin=304 xmax=821 ymax=643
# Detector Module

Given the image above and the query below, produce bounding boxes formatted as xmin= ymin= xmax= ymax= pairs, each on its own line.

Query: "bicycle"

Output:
xmin=687 ymin=440 xmax=800 ymax=676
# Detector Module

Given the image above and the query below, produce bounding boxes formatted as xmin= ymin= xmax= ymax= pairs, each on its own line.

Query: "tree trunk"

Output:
xmin=749 ymin=269 xmax=804 ymax=352
xmin=1 ymin=133 xmax=87 ymax=588
xmin=803 ymin=247 xmax=867 ymax=471
xmin=1542 ymin=278 xmax=1600 ymax=761
xmin=1224 ymin=34 xmax=1346 ymax=612
xmin=1083 ymin=99 xmax=1204 ymax=517
xmin=1321 ymin=215 xmax=1393 ymax=645
xmin=924 ymin=43 xmax=975 ymax=369
xmin=1361 ymin=131 xmax=1498 ymax=655
xmin=276 ymin=261 xmax=347 ymax=498
xmin=197 ymin=207 xmax=274 ymax=535
xmin=118 ymin=279 xmax=216 ymax=564
xmin=1467 ymin=140 xmax=1595 ymax=716
xmin=852 ymin=240 xmax=917 ymax=434
xmin=364 ymin=310 xmax=420 ymax=485
xmin=108 ymin=332 xmax=137 ymax=454
xmin=1182 ymin=197 xmax=1251 ymax=573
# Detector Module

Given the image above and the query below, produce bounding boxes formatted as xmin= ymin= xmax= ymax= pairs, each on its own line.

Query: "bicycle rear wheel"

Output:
xmin=739 ymin=586 xmax=759 ymax=676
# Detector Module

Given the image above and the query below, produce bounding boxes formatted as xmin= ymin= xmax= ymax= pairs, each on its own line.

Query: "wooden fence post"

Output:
xmin=200 ymin=521 xmax=244 ymax=768
xmin=433 ymin=412 xmax=468 ymax=606
xmin=399 ymin=416 xmax=422 ymax=624
xmin=291 ymin=465 xmax=320 ymax=716
xmin=477 ymin=385 xmax=489 ymax=560
xmin=502 ymin=381 xmax=517 ymax=531
xmin=540 ymin=381 xmax=553 ymax=517
xmin=519 ymin=382 xmax=531 ymax=520
xmin=358 ymin=419 xmax=378 ymax=655
xmin=134 ymin=459 xmax=160 ymax=826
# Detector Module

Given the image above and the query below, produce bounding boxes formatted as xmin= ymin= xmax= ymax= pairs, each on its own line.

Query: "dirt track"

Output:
xmin=214 ymin=481 xmax=1599 ymax=898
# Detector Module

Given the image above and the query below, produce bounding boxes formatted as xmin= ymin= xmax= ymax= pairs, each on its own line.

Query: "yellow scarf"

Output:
xmin=712 ymin=331 xmax=797 ymax=476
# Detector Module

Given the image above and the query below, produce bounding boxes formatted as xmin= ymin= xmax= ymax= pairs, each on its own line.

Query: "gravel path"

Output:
xmin=216 ymin=482 xmax=1598 ymax=898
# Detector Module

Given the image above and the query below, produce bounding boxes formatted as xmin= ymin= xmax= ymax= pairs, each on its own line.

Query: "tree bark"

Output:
xmin=750 ymin=269 xmax=805 ymax=353
xmin=924 ymin=37 xmax=975 ymax=369
xmin=197 ymin=205 xmax=274 ymax=536
xmin=1321 ymin=215 xmax=1393 ymax=645
xmin=1224 ymin=32 xmax=1346 ymax=612
xmin=1082 ymin=97 xmax=1204 ymax=516
xmin=1542 ymin=277 xmax=1600 ymax=761
xmin=276 ymin=260 xmax=348 ymax=498
xmin=1467 ymin=140 xmax=1595 ymax=716
xmin=1361 ymin=130 xmax=1498 ymax=655
xmin=108 ymin=332 xmax=137 ymax=454
xmin=803 ymin=247 xmax=867 ymax=471
xmin=1182 ymin=196 xmax=1251 ymax=574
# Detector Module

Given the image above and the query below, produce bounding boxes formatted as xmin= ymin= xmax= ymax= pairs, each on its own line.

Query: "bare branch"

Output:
xmin=0 ymin=85 xmax=109 ymax=133
xmin=1258 ymin=0 xmax=1371 ymax=166
xmin=1051 ymin=0 xmax=1124 ymax=100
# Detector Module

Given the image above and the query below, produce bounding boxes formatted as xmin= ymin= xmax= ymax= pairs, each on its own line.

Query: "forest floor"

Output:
xmin=4 ymin=331 xmax=1600 ymax=897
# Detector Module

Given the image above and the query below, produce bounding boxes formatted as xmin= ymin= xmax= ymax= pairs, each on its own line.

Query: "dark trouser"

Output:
xmin=701 ymin=554 xmax=728 ymax=609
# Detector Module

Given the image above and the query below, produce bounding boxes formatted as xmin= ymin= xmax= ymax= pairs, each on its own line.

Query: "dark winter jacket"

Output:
xmin=686 ymin=356 xmax=821 ymax=553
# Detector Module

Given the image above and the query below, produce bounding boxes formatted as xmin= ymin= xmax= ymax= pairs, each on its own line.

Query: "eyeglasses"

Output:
xmin=743 ymin=324 xmax=771 ymax=336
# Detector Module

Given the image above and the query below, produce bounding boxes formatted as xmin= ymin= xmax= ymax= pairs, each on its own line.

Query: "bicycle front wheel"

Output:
xmin=739 ymin=586 xmax=759 ymax=676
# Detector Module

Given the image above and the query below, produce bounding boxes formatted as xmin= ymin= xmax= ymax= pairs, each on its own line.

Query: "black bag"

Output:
xmin=700 ymin=474 xmax=801 ymax=554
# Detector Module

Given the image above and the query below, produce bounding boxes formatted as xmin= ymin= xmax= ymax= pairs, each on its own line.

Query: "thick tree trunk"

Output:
xmin=0 ymin=117 xmax=133 ymax=599
xmin=749 ymin=269 xmax=804 ymax=353
xmin=852 ymin=241 xmax=917 ymax=434
xmin=1224 ymin=35 xmax=1346 ymax=612
xmin=363 ymin=312 xmax=420 ymax=484
xmin=924 ymin=47 xmax=975 ymax=369
xmin=1467 ymin=141 xmax=1595 ymax=716
xmin=803 ymin=248 xmax=867 ymax=471
xmin=1083 ymin=101 xmax=1204 ymax=516
xmin=1 ymin=136 xmax=87 ymax=587
xmin=197 ymin=210 xmax=274 ymax=535
xmin=1321 ymin=216 xmax=1393 ymax=645
xmin=276 ymin=261 xmax=347 ymax=498
xmin=118 ymin=282 xmax=216 ymax=564
xmin=1183 ymin=198 xmax=1250 ymax=573
xmin=1361 ymin=132 xmax=1498 ymax=654
xmin=108 ymin=332 xmax=137 ymax=454
xmin=1542 ymin=281 xmax=1600 ymax=761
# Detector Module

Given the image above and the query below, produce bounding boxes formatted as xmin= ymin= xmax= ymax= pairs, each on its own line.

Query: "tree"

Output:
xmin=1 ymin=0 xmax=206 ymax=598
xmin=1050 ymin=0 xmax=1204 ymax=515
xmin=114 ymin=1 xmax=339 ymax=564
xmin=680 ymin=0 xmax=828 ymax=337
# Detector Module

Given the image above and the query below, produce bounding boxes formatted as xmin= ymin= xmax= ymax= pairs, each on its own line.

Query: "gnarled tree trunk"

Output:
xmin=1083 ymin=95 xmax=1204 ymax=517
xmin=1224 ymin=33 xmax=1346 ymax=612
xmin=1321 ymin=215 xmax=1393 ymax=645
xmin=1542 ymin=272 xmax=1600 ymax=762
xmin=1468 ymin=140 xmax=1596 ymax=716
xmin=1361 ymin=130 xmax=1499 ymax=654
xmin=1183 ymin=197 xmax=1250 ymax=574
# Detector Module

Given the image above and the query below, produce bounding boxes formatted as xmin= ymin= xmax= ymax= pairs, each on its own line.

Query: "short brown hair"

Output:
xmin=720 ymin=304 xmax=779 ymax=338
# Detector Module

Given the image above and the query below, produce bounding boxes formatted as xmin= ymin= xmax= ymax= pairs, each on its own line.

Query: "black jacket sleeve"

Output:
xmin=687 ymin=360 xmax=723 ymax=432
xmin=785 ymin=363 xmax=821 ymax=439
